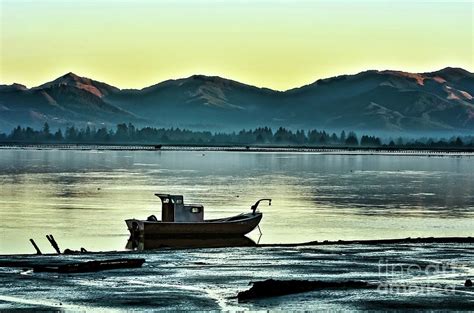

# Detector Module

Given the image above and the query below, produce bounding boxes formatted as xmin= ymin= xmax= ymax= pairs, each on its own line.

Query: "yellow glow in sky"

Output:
xmin=1 ymin=0 xmax=473 ymax=90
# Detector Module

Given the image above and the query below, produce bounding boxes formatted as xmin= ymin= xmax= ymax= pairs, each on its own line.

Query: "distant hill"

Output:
xmin=1 ymin=68 xmax=473 ymax=134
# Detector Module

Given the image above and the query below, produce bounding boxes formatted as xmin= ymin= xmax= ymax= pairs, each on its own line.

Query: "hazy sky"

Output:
xmin=1 ymin=0 xmax=473 ymax=90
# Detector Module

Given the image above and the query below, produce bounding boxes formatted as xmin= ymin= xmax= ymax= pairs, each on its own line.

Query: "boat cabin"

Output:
xmin=155 ymin=194 xmax=204 ymax=222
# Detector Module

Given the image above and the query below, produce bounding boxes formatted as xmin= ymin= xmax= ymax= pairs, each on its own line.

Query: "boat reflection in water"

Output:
xmin=126 ymin=235 xmax=257 ymax=250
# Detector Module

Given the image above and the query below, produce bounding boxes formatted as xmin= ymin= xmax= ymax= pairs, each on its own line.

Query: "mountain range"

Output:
xmin=1 ymin=67 xmax=473 ymax=134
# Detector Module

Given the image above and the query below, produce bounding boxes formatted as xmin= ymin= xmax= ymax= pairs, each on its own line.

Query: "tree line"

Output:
xmin=0 ymin=123 xmax=472 ymax=148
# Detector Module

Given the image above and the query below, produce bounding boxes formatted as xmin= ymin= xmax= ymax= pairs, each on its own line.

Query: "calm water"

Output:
xmin=0 ymin=149 xmax=473 ymax=254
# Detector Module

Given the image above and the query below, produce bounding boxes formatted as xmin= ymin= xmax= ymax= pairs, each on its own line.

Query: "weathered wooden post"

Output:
xmin=46 ymin=234 xmax=61 ymax=254
xmin=29 ymin=239 xmax=42 ymax=255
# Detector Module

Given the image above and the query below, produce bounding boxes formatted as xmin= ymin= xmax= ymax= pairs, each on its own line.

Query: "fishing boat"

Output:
xmin=125 ymin=194 xmax=270 ymax=238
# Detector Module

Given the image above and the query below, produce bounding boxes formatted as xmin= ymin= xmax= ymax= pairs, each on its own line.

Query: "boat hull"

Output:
xmin=125 ymin=213 xmax=262 ymax=238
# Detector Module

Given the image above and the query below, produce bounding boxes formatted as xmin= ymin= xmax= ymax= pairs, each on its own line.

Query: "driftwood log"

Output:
xmin=32 ymin=258 xmax=145 ymax=273
xmin=237 ymin=279 xmax=374 ymax=301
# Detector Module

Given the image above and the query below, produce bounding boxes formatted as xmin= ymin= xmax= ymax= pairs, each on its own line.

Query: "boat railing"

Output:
xmin=251 ymin=199 xmax=272 ymax=214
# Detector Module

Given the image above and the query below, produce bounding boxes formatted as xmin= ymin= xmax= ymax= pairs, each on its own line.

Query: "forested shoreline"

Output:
xmin=0 ymin=123 xmax=473 ymax=149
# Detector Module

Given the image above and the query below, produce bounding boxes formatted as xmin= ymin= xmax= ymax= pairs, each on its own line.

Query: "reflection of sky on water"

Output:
xmin=0 ymin=149 xmax=473 ymax=254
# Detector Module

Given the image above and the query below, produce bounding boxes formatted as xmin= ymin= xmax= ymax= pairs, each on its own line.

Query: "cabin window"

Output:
xmin=162 ymin=198 xmax=170 ymax=203
xmin=190 ymin=207 xmax=201 ymax=214
xmin=176 ymin=199 xmax=183 ymax=204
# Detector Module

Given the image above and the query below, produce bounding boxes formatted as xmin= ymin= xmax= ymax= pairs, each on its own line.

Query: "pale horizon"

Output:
xmin=1 ymin=0 xmax=472 ymax=91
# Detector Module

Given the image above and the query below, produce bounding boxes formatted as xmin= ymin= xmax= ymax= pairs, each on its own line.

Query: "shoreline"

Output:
xmin=1 ymin=143 xmax=473 ymax=156
xmin=1 ymin=236 xmax=472 ymax=258
xmin=258 ymin=236 xmax=474 ymax=247
xmin=1 ymin=239 xmax=472 ymax=310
